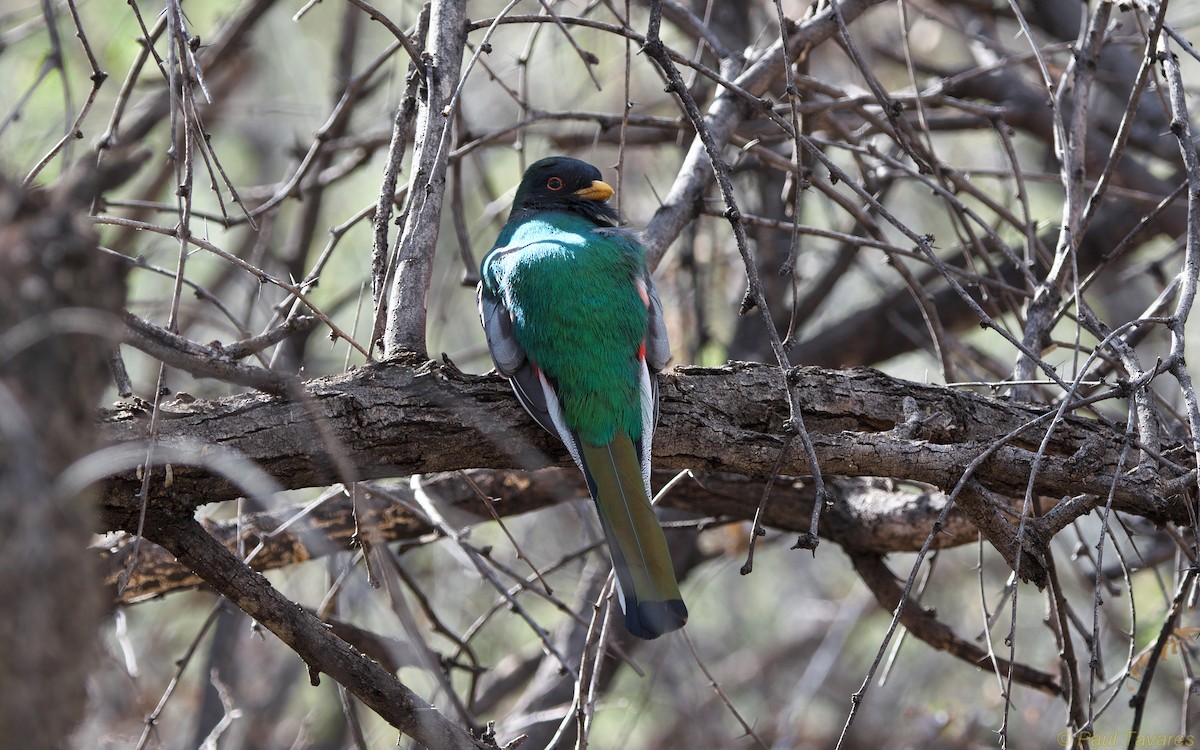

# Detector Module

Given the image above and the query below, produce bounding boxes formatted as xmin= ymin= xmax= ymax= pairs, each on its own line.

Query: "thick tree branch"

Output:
xmin=100 ymin=470 xmax=979 ymax=604
xmin=1 ymin=166 xmax=125 ymax=747
xmin=97 ymin=359 xmax=1186 ymax=541
xmin=382 ymin=0 xmax=465 ymax=356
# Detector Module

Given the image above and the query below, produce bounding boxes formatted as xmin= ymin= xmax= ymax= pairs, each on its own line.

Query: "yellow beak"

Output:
xmin=573 ymin=180 xmax=614 ymax=201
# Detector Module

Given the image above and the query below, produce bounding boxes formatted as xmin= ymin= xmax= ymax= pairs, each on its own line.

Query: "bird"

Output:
xmin=477 ymin=156 xmax=687 ymax=639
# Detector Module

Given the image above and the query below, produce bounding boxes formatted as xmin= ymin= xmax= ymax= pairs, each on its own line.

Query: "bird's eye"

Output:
xmin=547 ymin=177 xmax=564 ymax=191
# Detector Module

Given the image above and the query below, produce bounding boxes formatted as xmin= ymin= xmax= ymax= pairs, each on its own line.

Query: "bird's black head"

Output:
xmin=510 ymin=156 xmax=620 ymax=226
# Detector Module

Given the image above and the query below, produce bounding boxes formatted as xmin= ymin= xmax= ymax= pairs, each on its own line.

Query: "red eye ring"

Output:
xmin=547 ymin=177 xmax=564 ymax=191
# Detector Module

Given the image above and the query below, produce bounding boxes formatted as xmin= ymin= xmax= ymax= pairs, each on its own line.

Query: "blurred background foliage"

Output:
xmin=4 ymin=0 xmax=1200 ymax=748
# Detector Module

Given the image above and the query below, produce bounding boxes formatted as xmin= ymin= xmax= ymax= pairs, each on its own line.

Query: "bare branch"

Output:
xmin=140 ymin=512 xmax=488 ymax=749
xmin=96 ymin=360 xmax=1186 ymax=533
xmin=383 ymin=0 xmax=467 ymax=356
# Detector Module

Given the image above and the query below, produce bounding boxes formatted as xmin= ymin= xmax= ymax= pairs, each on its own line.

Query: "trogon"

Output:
xmin=478 ymin=156 xmax=687 ymax=639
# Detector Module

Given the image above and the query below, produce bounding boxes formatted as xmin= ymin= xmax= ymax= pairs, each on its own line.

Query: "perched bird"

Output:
xmin=478 ymin=156 xmax=687 ymax=639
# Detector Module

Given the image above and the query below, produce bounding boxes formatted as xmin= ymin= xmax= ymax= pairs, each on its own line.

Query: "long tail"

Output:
xmin=578 ymin=436 xmax=687 ymax=639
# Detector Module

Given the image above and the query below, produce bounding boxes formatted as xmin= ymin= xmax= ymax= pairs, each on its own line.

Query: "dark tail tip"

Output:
xmin=625 ymin=599 xmax=688 ymax=640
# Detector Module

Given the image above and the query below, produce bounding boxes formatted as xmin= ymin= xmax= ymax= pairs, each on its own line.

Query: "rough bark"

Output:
xmin=383 ymin=0 xmax=466 ymax=356
xmin=100 ymin=470 xmax=978 ymax=604
xmin=96 ymin=359 xmax=1181 ymax=534
xmin=0 ymin=165 xmax=128 ymax=748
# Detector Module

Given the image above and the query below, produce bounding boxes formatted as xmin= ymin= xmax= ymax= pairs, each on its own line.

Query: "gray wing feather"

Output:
xmin=509 ymin=364 xmax=558 ymax=437
xmin=477 ymin=278 xmax=567 ymax=440
xmin=644 ymin=275 xmax=671 ymax=373
xmin=478 ymin=282 xmax=525 ymax=376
